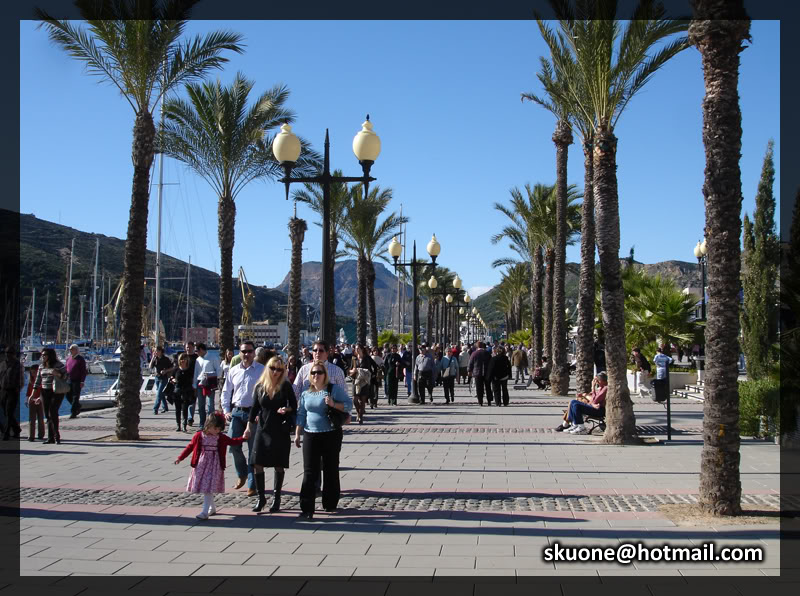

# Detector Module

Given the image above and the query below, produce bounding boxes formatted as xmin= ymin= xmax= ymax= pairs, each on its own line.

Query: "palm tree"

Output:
xmin=689 ymin=0 xmax=750 ymax=516
xmin=36 ymin=3 xmax=244 ymax=440
xmin=532 ymin=185 xmax=582 ymax=367
xmin=340 ymin=185 xmax=405 ymax=347
xmin=522 ymin=59 xmax=574 ymax=396
xmin=540 ymin=0 xmax=689 ymax=443
xmin=159 ymin=73 xmax=320 ymax=355
xmin=491 ymin=183 xmax=554 ymax=366
xmin=287 ymin=213 xmax=307 ymax=358
xmin=293 ymin=170 xmax=352 ymax=343
xmin=625 ymin=275 xmax=699 ymax=354
xmin=523 ymin=39 xmax=598 ymax=395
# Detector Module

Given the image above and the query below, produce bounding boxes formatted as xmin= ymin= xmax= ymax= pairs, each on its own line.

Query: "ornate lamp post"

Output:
xmin=388 ymin=234 xmax=440 ymax=403
xmin=693 ymin=238 xmax=708 ymax=381
xmin=273 ymin=117 xmax=381 ymax=344
xmin=428 ymin=275 xmax=455 ymax=346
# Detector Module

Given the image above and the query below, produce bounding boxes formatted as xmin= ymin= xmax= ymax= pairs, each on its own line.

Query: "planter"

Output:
xmin=627 ymin=371 xmax=697 ymax=393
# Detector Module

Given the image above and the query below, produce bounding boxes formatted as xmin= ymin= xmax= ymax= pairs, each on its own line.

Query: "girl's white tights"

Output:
xmin=201 ymin=493 xmax=215 ymax=516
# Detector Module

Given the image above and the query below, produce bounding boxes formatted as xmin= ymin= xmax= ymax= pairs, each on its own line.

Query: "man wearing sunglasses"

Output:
xmin=221 ymin=340 xmax=264 ymax=494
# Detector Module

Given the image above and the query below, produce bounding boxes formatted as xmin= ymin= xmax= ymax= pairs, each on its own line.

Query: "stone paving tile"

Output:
xmin=171 ymin=551 xmax=255 ymax=566
xmin=85 ymin=537 xmax=167 ymax=551
xmin=351 ymin=567 xmax=435 ymax=579
xmin=35 ymin=547 xmax=115 ymax=561
xmin=155 ymin=540 xmax=234 ymax=553
xmin=191 ymin=563 xmax=277 ymax=577
xmin=322 ymin=554 xmax=399 ymax=568
xmin=245 ymin=554 xmax=325 ymax=567
xmin=99 ymin=549 xmax=182 ymax=563
xmin=23 ymin=535 xmax=104 ymax=549
xmin=222 ymin=541 xmax=300 ymax=554
xmin=43 ymin=558 xmax=131 ymax=575
xmin=271 ymin=566 xmax=354 ymax=577
xmin=441 ymin=544 xmax=514 ymax=556
xmin=296 ymin=543 xmax=369 ymax=555
xmin=113 ymin=561 xmax=203 ymax=576
xmin=19 ymin=557 xmax=63 ymax=572
xmin=398 ymin=555 xmax=475 ymax=569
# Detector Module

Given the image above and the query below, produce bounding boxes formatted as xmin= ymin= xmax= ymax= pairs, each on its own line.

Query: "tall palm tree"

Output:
xmin=523 ymin=40 xmax=598 ymax=395
xmin=491 ymin=183 xmax=553 ymax=366
xmin=287 ymin=214 xmax=307 ymax=358
xmin=541 ymin=0 xmax=689 ymax=443
xmin=532 ymin=185 xmax=582 ymax=366
xmin=340 ymin=185 xmax=404 ymax=347
xmin=159 ymin=73 xmax=320 ymax=355
xmin=293 ymin=170 xmax=352 ymax=343
xmin=36 ymin=2 xmax=244 ymax=440
xmin=689 ymin=0 xmax=750 ymax=516
xmin=522 ymin=59 xmax=574 ymax=396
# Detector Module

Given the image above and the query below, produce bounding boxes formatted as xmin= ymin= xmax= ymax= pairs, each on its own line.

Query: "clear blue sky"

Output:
xmin=20 ymin=20 xmax=780 ymax=300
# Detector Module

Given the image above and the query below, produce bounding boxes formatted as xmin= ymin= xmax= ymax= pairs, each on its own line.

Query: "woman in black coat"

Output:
xmin=487 ymin=346 xmax=512 ymax=406
xmin=247 ymin=356 xmax=297 ymax=513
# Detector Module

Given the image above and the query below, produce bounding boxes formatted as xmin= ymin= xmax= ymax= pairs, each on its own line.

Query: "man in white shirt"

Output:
xmin=221 ymin=340 xmax=265 ymax=494
xmin=195 ymin=342 xmax=220 ymax=427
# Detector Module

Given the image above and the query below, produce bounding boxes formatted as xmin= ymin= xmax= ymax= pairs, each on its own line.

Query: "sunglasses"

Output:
xmin=311 ymin=348 xmax=326 ymax=353
xmin=310 ymin=370 xmax=326 ymax=376
xmin=269 ymin=366 xmax=284 ymax=373
xmin=240 ymin=349 xmax=254 ymax=354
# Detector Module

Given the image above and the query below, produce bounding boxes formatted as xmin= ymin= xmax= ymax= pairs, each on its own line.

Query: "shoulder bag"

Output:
xmin=280 ymin=384 xmax=297 ymax=433
xmin=325 ymin=382 xmax=348 ymax=429
xmin=53 ymin=370 xmax=70 ymax=394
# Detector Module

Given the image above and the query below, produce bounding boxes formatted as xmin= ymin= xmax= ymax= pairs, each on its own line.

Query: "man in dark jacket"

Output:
xmin=0 ymin=347 xmax=23 ymax=440
xmin=468 ymin=342 xmax=493 ymax=406
xmin=65 ymin=344 xmax=88 ymax=419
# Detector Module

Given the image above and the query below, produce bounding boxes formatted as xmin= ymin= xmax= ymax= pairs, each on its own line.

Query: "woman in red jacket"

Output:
xmin=174 ymin=411 xmax=250 ymax=520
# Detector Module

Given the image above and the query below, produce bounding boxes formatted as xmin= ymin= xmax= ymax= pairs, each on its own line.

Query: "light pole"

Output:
xmin=273 ymin=117 xmax=381 ymax=345
xmin=428 ymin=276 xmax=454 ymax=346
xmin=693 ymin=238 xmax=708 ymax=381
xmin=388 ymin=234 xmax=441 ymax=403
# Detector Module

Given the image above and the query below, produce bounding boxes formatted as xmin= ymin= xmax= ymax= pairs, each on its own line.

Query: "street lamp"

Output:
xmin=388 ymin=234 xmax=440 ymax=403
xmin=273 ymin=117 xmax=381 ymax=344
xmin=693 ymin=238 xmax=708 ymax=381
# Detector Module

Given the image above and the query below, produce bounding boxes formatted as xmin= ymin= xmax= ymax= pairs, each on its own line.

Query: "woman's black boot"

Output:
xmin=252 ymin=473 xmax=267 ymax=512
xmin=269 ymin=469 xmax=285 ymax=512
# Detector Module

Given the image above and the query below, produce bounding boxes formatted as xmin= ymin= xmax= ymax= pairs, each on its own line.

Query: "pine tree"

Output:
xmin=740 ymin=140 xmax=777 ymax=380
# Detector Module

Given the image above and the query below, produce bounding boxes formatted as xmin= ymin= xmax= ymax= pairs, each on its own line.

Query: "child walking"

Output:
xmin=174 ymin=411 xmax=251 ymax=520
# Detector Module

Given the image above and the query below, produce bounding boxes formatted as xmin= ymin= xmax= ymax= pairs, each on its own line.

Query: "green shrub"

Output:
xmin=739 ymin=378 xmax=781 ymax=437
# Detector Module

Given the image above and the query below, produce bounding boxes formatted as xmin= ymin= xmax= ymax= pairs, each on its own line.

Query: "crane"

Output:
xmin=238 ymin=267 xmax=255 ymax=342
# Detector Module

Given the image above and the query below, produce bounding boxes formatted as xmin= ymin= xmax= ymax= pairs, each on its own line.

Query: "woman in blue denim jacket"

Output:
xmin=294 ymin=362 xmax=353 ymax=519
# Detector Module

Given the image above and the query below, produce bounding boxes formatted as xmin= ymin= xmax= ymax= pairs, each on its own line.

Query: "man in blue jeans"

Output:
xmin=195 ymin=342 xmax=220 ymax=427
xmin=149 ymin=346 xmax=173 ymax=414
xmin=221 ymin=340 xmax=264 ymax=496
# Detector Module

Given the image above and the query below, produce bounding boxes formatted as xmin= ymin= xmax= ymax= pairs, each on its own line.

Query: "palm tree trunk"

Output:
xmin=594 ymin=129 xmax=638 ymax=444
xmin=576 ymin=139 xmax=596 ymax=395
xmin=551 ymin=119 xmax=573 ymax=396
xmin=367 ymin=260 xmax=378 ymax=348
xmin=690 ymin=4 xmax=749 ymax=515
xmin=356 ymin=253 xmax=367 ymax=346
xmin=116 ymin=110 xmax=155 ymax=440
xmin=328 ymin=234 xmax=338 ymax=344
xmin=288 ymin=217 xmax=307 ymax=358
xmin=543 ymin=248 xmax=555 ymax=362
xmin=218 ymin=193 xmax=235 ymax=355
xmin=531 ymin=248 xmax=543 ymax=366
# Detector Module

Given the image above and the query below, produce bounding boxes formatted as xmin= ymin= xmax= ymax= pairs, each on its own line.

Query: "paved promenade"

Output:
xmin=3 ymin=380 xmax=790 ymax=592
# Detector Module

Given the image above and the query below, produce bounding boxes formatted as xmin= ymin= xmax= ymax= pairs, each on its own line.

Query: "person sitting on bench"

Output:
xmin=555 ymin=372 xmax=608 ymax=435
xmin=529 ymin=356 xmax=551 ymax=390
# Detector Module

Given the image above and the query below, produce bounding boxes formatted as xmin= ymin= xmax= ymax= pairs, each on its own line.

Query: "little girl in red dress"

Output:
xmin=175 ymin=411 xmax=251 ymax=519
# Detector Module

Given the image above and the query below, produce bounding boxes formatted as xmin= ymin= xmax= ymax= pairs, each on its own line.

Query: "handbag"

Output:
xmin=202 ymin=375 xmax=218 ymax=390
xmin=325 ymin=383 xmax=348 ymax=429
xmin=279 ymin=392 xmax=296 ymax=433
xmin=53 ymin=371 xmax=70 ymax=395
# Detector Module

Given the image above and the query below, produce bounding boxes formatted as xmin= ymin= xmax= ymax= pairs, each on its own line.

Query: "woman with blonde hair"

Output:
xmin=247 ymin=356 xmax=297 ymax=513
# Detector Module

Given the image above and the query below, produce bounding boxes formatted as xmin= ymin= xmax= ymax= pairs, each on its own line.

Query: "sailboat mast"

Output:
xmin=65 ymin=237 xmax=75 ymax=351
xmin=91 ymin=237 xmax=99 ymax=341
xmin=185 ymin=256 xmax=191 ymax=342
xmin=31 ymin=287 xmax=35 ymax=345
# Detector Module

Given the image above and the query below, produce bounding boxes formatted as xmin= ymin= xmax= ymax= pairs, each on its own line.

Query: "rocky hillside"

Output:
xmin=274 ymin=259 xmax=415 ymax=323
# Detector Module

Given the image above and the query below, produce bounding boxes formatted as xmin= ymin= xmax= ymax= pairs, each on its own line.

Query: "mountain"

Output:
xmin=473 ymin=259 xmax=703 ymax=329
xmin=16 ymin=211 xmax=288 ymax=341
xmin=14 ymin=211 xmax=411 ymax=341
xmin=274 ymin=259 xmax=415 ymax=324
